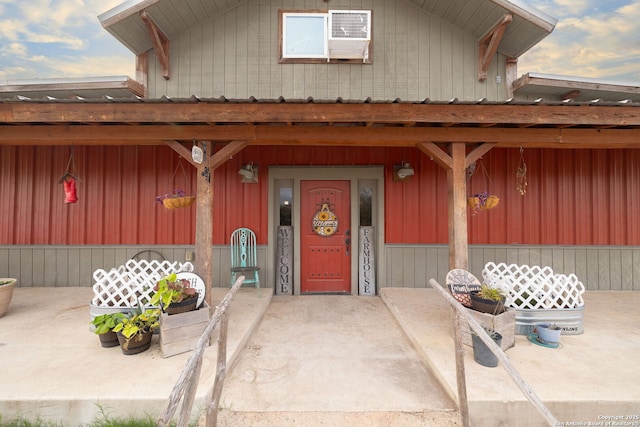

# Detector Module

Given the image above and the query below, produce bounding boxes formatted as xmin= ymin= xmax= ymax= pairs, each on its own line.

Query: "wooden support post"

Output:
xmin=195 ymin=141 xmax=213 ymax=310
xmin=448 ymin=143 xmax=468 ymax=270
xmin=452 ymin=308 xmax=471 ymax=427
xmin=206 ymin=311 xmax=229 ymax=427
xmin=177 ymin=355 xmax=203 ymax=427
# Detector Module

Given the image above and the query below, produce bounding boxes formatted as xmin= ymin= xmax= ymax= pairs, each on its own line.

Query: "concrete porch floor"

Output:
xmin=0 ymin=286 xmax=638 ymax=426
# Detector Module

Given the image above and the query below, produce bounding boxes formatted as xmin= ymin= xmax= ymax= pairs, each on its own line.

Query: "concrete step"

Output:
xmin=213 ymin=410 xmax=463 ymax=426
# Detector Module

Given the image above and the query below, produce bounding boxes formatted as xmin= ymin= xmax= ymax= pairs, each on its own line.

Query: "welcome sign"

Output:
xmin=312 ymin=203 xmax=338 ymax=237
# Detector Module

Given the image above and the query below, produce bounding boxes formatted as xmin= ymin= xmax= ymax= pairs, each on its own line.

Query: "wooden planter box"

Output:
xmin=159 ymin=302 xmax=210 ymax=358
xmin=461 ymin=307 xmax=516 ymax=351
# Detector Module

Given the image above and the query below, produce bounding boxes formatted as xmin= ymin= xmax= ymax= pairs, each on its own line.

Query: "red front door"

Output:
xmin=300 ymin=180 xmax=351 ymax=294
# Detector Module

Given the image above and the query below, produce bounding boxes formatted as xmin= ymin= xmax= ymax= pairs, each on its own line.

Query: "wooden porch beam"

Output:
xmin=140 ymin=11 xmax=170 ymax=80
xmin=166 ymin=140 xmax=197 ymax=167
xmin=192 ymin=140 xmax=249 ymax=311
xmin=478 ymin=14 xmax=513 ymax=81
xmin=195 ymin=141 xmax=213 ymax=310
xmin=3 ymin=127 xmax=640 ymax=148
xmin=4 ymin=103 xmax=640 ymax=127
xmin=417 ymin=142 xmax=452 ymax=169
xmin=465 ymin=143 xmax=497 ymax=167
xmin=448 ymin=143 xmax=468 ymax=269
xmin=207 ymin=140 xmax=249 ymax=170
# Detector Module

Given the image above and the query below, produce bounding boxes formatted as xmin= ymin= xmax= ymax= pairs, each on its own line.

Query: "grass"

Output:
xmin=0 ymin=409 xmax=193 ymax=427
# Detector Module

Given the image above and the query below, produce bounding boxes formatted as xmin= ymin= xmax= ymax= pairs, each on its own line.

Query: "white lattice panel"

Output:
xmin=482 ymin=262 xmax=585 ymax=309
xmin=92 ymin=260 xmax=194 ymax=308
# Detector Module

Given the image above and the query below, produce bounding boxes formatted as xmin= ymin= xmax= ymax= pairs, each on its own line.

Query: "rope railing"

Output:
xmin=157 ymin=276 xmax=245 ymax=427
xmin=429 ymin=278 xmax=559 ymax=427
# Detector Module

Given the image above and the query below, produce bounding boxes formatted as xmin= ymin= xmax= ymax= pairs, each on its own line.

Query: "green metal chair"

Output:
xmin=230 ymin=227 xmax=261 ymax=297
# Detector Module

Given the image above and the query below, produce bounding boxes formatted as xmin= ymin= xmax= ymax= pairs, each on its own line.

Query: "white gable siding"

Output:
xmin=146 ymin=0 xmax=507 ymax=101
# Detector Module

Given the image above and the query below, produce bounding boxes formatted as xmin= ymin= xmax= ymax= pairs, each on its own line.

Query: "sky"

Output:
xmin=0 ymin=0 xmax=639 ymax=84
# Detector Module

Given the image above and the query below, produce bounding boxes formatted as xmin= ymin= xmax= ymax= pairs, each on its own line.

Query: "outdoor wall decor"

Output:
xmin=482 ymin=262 xmax=586 ymax=335
xmin=58 ymin=147 xmax=80 ymax=204
xmin=312 ymin=201 xmax=338 ymax=237
xmin=517 ymin=147 xmax=528 ymax=196
xmin=358 ymin=226 xmax=376 ymax=296
xmin=276 ymin=226 xmax=293 ymax=295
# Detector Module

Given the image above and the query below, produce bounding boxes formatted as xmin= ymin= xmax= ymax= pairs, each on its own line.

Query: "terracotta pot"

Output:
xmin=98 ymin=331 xmax=120 ymax=348
xmin=164 ymin=297 xmax=198 ymax=315
xmin=0 ymin=278 xmax=17 ymax=318
xmin=470 ymin=290 xmax=505 ymax=315
xmin=117 ymin=330 xmax=153 ymax=355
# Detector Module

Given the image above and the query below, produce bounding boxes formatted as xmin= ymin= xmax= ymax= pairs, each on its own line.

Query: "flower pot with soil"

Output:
xmin=470 ymin=284 xmax=506 ymax=315
xmin=535 ymin=323 xmax=562 ymax=344
xmin=90 ymin=312 xmax=127 ymax=348
xmin=112 ymin=307 xmax=160 ymax=355
xmin=150 ymin=273 xmax=200 ymax=315
xmin=0 ymin=278 xmax=17 ymax=318
xmin=472 ymin=327 xmax=503 ymax=367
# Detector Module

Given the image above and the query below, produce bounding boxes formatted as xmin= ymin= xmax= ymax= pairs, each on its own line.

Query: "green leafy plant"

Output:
xmin=150 ymin=273 xmax=197 ymax=309
xmin=477 ymin=283 xmax=505 ymax=301
xmin=112 ymin=307 xmax=160 ymax=340
xmin=90 ymin=312 xmax=127 ymax=335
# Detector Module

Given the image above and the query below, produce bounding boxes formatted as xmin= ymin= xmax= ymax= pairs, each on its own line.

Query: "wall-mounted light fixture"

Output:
xmin=393 ymin=162 xmax=415 ymax=182
xmin=239 ymin=164 xmax=258 ymax=183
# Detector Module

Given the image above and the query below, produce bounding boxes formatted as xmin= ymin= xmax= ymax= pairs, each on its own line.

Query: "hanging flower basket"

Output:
xmin=467 ymin=193 xmax=500 ymax=212
xmin=162 ymin=196 xmax=196 ymax=209
xmin=156 ymin=190 xmax=196 ymax=209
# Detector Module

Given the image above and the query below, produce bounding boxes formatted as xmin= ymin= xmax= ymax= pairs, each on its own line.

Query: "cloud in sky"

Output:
xmin=0 ymin=0 xmax=638 ymax=84
xmin=0 ymin=0 xmax=134 ymax=81
xmin=518 ymin=0 xmax=640 ymax=82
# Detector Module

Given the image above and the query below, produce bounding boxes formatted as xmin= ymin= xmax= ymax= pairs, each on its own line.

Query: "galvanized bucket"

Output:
xmin=515 ymin=306 xmax=584 ymax=335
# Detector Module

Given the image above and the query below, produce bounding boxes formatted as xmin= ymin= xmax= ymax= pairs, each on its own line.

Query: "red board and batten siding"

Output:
xmin=1 ymin=145 xmax=640 ymax=246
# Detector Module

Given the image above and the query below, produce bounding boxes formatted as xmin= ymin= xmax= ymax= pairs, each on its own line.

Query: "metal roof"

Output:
xmin=99 ymin=0 xmax=556 ymax=59
xmin=513 ymin=73 xmax=640 ymax=103
xmin=2 ymin=94 xmax=637 ymax=107
xmin=0 ymin=76 xmax=144 ymax=100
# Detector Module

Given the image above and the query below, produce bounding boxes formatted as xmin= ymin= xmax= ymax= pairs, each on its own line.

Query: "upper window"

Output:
xmin=282 ymin=13 xmax=328 ymax=59
xmin=279 ymin=10 xmax=372 ymax=64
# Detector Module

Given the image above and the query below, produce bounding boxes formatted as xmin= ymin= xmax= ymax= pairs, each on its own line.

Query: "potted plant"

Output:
xmin=535 ymin=323 xmax=562 ymax=345
xmin=0 ymin=278 xmax=17 ymax=318
xmin=151 ymin=273 xmax=199 ymax=315
xmin=155 ymin=189 xmax=195 ymax=209
xmin=470 ymin=284 xmax=506 ymax=315
xmin=112 ymin=307 xmax=160 ymax=355
xmin=90 ymin=312 xmax=127 ymax=348
xmin=472 ymin=327 xmax=503 ymax=367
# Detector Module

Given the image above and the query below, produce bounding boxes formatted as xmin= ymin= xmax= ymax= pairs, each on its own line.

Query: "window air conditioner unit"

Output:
xmin=328 ymin=10 xmax=371 ymax=61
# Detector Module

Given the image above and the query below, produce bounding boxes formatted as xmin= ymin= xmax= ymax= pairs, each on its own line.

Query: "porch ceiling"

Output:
xmin=1 ymin=97 xmax=639 ymax=149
